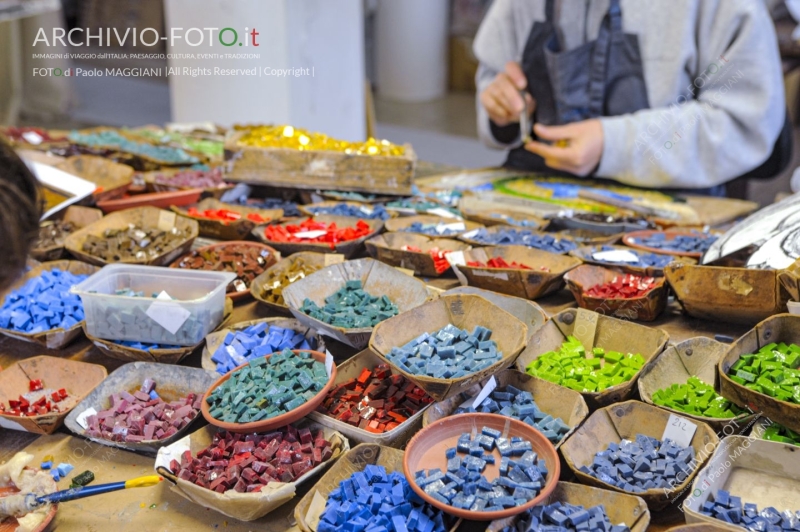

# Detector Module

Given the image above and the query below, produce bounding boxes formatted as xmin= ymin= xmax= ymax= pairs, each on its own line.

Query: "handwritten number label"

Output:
xmin=662 ymin=413 xmax=697 ymax=448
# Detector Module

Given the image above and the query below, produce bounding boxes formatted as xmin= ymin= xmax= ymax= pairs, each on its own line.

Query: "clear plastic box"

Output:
xmin=71 ymin=264 xmax=236 ymax=346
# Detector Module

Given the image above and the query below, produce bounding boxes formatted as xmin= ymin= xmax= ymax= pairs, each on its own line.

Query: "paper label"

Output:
xmin=662 ymin=414 xmax=698 ymax=448
xmin=427 ymin=207 xmax=459 ymax=219
xmin=445 ymin=251 xmax=466 ymax=267
xmin=573 ymin=308 xmax=599 ymax=352
xmin=294 ymin=230 xmax=327 ymax=239
xmin=325 ymin=350 xmax=334 ymax=378
xmin=437 ymin=222 xmax=465 ymax=234
xmin=470 ymin=376 xmax=497 ymax=409
xmin=593 ymin=250 xmax=639 ymax=263
xmin=21 ymin=131 xmax=44 ymax=145
xmin=472 ymin=270 xmax=509 ymax=281
xmin=461 ymin=229 xmax=480 ymax=240
xmin=75 ymin=407 xmax=98 ymax=430
xmin=157 ymin=210 xmax=177 ymax=232
xmin=324 ymin=254 xmax=345 ymax=266
xmin=146 ymin=293 xmax=191 ymax=335
xmin=155 ymin=436 xmax=191 ymax=470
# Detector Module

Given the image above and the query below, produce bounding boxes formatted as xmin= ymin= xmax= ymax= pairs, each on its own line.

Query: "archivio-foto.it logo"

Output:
xmin=32 ymin=27 xmax=260 ymax=48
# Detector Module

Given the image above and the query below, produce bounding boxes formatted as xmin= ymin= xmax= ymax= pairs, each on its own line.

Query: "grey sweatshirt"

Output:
xmin=474 ymin=0 xmax=785 ymax=189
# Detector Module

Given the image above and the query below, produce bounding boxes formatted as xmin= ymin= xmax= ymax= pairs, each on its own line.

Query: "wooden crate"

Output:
xmin=225 ymin=130 xmax=416 ymax=195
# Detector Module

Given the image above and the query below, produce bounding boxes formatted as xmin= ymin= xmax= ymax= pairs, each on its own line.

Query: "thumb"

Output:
xmin=505 ymin=61 xmax=527 ymax=90
xmin=534 ymin=123 xmax=575 ymax=141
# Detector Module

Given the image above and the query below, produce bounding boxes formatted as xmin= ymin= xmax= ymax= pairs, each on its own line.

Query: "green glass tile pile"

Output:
xmin=524 ymin=335 xmax=645 ymax=393
xmin=300 ymin=280 xmax=398 ymax=328
xmin=652 ymin=376 xmax=743 ymax=418
xmin=761 ymin=422 xmax=800 ymax=446
xmin=727 ymin=342 xmax=800 ymax=404
xmin=205 ymin=348 xmax=328 ymax=423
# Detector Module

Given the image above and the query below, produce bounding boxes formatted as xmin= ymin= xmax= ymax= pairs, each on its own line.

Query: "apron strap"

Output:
xmin=587 ymin=0 xmax=623 ymax=117
xmin=545 ymin=0 xmax=555 ymax=22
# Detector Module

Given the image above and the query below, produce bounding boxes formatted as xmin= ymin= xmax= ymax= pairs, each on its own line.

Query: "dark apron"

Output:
xmin=502 ymin=0 xmax=723 ymax=196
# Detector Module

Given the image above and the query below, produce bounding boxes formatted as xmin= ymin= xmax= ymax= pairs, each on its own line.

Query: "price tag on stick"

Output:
xmin=662 ymin=413 xmax=697 ymax=448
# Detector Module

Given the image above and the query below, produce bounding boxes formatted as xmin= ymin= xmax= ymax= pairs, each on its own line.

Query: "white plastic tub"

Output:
xmin=71 ymin=264 xmax=235 ymax=346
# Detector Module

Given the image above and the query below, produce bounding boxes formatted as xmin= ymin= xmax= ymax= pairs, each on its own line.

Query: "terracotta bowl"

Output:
xmin=200 ymin=349 xmax=336 ymax=433
xmin=403 ymin=413 xmax=560 ymax=521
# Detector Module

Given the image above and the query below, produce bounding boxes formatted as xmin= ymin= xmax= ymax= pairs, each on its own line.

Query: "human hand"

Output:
xmin=524 ymin=120 xmax=604 ymax=176
xmin=480 ymin=61 xmax=536 ymax=126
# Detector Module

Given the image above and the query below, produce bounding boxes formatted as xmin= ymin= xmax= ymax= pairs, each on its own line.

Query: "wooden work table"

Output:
xmin=0 ymin=280 xmax=751 ymax=532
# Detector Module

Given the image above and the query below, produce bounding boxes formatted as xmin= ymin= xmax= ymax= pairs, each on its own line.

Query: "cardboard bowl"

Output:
xmin=294 ymin=444 xmax=447 ymax=532
xmin=63 ymin=206 xmax=199 ymax=266
xmin=666 ymin=263 xmax=787 ymax=325
xmin=169 ymin=241 xmax=280 ymax=301
xmin=457 ymin=245 xmax=582 ymax=300
xmin=563 ymin=264 xmax=667 ymax=322
xmin=552 ymin=228 xmax=624 ymax=246
xmin=422 ymin=369 xmax=588 ymax=450
xmin=251 ymin=214 xmax=383 ymax=259
xmin=486 ymin=481 xmax=650 ymax=532
xmin=365 ymin=232 xmax=471 ymax=277
xmin=200 ymin=349 xmax=337 ymax=433
xmin=683 ymin=436 xmax=800 ymax=529
xmin=384 ymin=214 xmax=484 ymax=239
xmin=298 ymin=200 xmax=397 ymax=219
xmin=462 ymin=209 xmax=548 ymax=230
xmin=369 ymin=294 xmax=528 ymax=401
xmin=281 ymin=258 xmax=431 ymax=349
xmin=570 ymin=245 xmax=695 ymax=277
xmin=665 ymin=525 xmax=739 ymax=532
xmin=638 ymin=337 xmax=756 ymax=434
xmin=403 ymin=413 xmax=560 ymax=521
xmin=54 ymin=154 xmax=133 ymax=203
xmin=515 ymin=308 xmax=669 ymax=409
xmin=96 ymin=188 xmax=205 ymax=214
xmin=441 ymin=286 xmax=547 ymax=340
xmin=173 ymin=197 xmax=283 ymax=241
xmin=0 ymin=356 xmax=107 ymax=435
xmin=459 ymin=225 xmax=578 ymax=255
xmin=64 ymin=361 xmax=215 ymax=455
xmin=560 ymin=400 xmax=719 ymax=511
xmin=718 ymin=314 xmax=800 ymax=433
xmin=550 ymin=215 xmax=651 ymax=235
xmin=622 ymin=230 xmax=717 ymax=259
xmin=201 ymin=317 xmax=327 ymax=374
xmin=32 ymin=206 xmax=103 ymax=262
xmin=0 ymin=260 xmax=99 ymax=349
xmin=250 ymin=252 xmax=335 ymax=315
xmin=307 ymin=349 xmax=433 ymax=448
xmin=156 ymin=422 xmax=349 ymax=522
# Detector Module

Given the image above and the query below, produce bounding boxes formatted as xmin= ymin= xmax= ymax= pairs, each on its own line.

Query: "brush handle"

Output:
xmin=34 ymin=475 xmax=162 ymax=506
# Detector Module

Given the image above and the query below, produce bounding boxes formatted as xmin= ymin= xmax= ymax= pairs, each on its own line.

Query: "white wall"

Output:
xmin=164 ymin=0 xmax=365 ymax=140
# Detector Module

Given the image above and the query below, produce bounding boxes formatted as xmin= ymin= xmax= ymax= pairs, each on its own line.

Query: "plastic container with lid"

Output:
xmin=71 ymin=264 xmax=235 ymax=346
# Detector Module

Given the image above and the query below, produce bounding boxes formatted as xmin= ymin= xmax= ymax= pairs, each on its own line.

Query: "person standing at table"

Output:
xmin=0 ymin=140 xmax=41 ymax=290
xmin=474 ymin=0 xmax=790 ymax=195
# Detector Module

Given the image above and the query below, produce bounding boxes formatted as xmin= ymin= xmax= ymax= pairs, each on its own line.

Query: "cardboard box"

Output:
xmin=683 ymin=436 xmax=800 ymax=529
xmin=225 ymin=131 xmax=416 ymax=196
